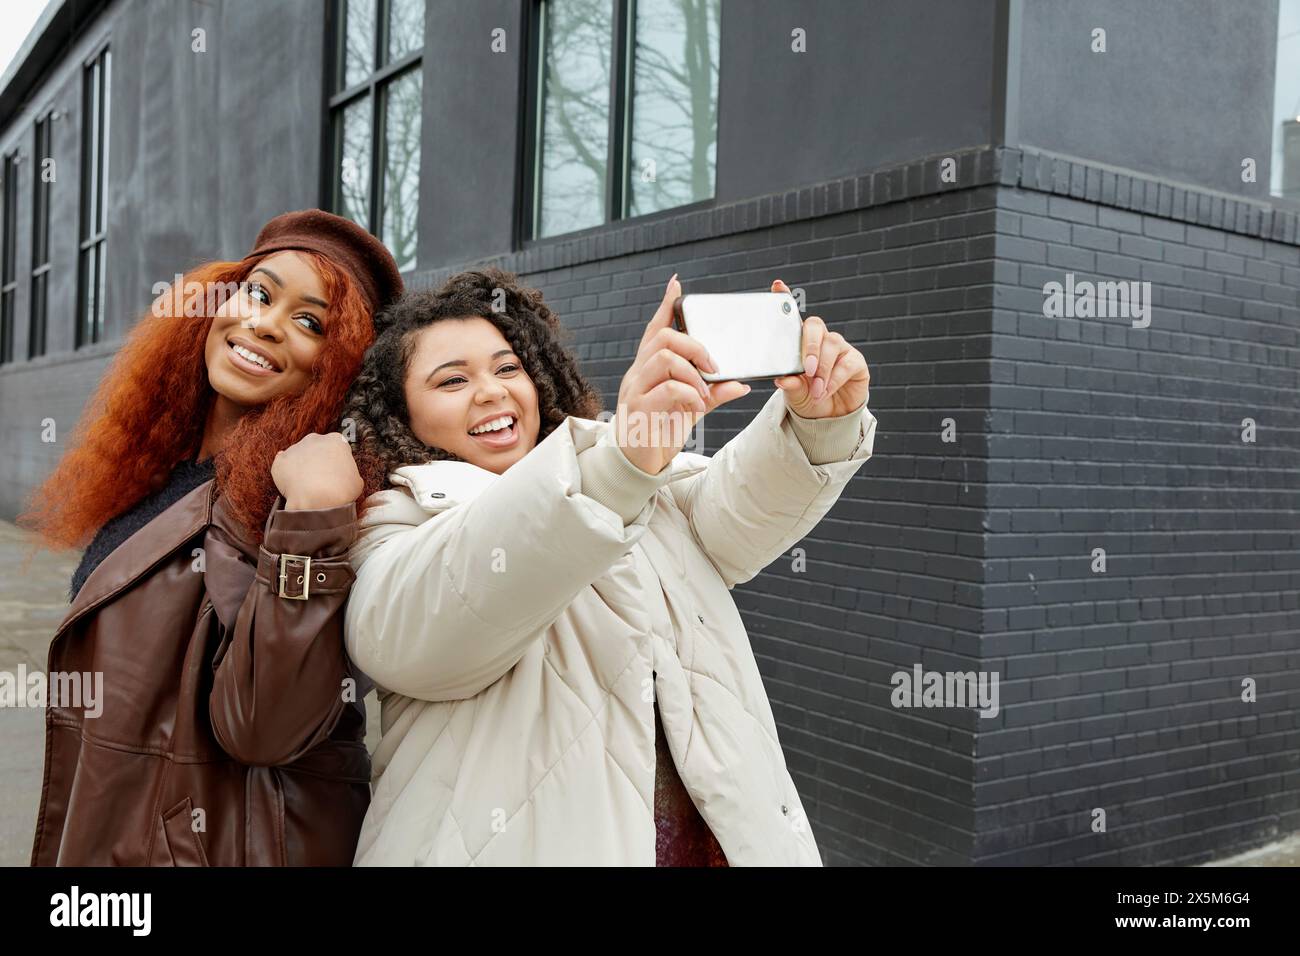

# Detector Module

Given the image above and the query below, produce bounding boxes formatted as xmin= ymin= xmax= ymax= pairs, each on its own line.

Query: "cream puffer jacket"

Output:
xmin=344 ymin=388 xmax=876 ymax=865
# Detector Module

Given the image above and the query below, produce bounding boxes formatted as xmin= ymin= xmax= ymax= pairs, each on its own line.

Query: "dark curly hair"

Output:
xmin=343 ymin=266 xmax=604 ymax=496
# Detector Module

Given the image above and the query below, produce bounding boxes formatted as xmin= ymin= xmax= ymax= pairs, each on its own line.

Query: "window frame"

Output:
xmin=29 ymin=110 xmax=52 ymax=359
xmin=323 ymin=0 xmax=424 ymax=269
xmin=520 ymin=0 xmax=717 ymax=243
xmin=76 ymin=41 xmax=111 ymax=349
xmin=1 ymin=150 xmax=18 ymax=365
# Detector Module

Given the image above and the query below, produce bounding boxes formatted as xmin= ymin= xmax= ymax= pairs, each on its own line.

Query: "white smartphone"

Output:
xmin=671 ymin=292 xmax=805 ymax=383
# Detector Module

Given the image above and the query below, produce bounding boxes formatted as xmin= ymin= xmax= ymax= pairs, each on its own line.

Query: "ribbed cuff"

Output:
xmin=787 ymin=402 xmax=866 ymax=465
xmin=577 ymin=443 xmax=673 ymax=524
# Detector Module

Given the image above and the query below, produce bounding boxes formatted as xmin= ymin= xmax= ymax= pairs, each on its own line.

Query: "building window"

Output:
xmin=1269 ymin=1 xmax=1300 ymax=199
xmin=529 ymin=0 xmax=720 ymax=239
xmin=77 ymin=46 xmax=110 ymax=348
xmin=30 ymin=113 xmax=52 ymax=359
xmin=1 ymin=152 xmax=17 ymax=365
xmin=327 ymin=0 xmax=424 ymax=273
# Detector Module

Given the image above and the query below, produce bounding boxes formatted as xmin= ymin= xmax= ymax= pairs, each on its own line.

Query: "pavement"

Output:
xmin=1203 ymin=832 xmax=1300 ymax=867
xmin=0 ymin=518 xmax=1293 ymax=867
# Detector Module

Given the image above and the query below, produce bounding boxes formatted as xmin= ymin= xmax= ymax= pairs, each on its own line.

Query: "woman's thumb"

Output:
xmin=774 ymin=374 xmax=808 ymax=404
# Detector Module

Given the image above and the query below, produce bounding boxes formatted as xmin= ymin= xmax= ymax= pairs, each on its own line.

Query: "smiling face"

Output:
xmin=203 ymin=250 xmax=330 ymax=408
xmin=403 ymin=316 xmax=540 ymax=474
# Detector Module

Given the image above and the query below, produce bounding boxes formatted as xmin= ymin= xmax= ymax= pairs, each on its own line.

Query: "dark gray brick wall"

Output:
xmin=980 ymin=180 xmax=1300 ymax=866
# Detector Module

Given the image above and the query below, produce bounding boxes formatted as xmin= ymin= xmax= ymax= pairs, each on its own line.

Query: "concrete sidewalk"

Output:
xmin=1203 ymin=832 xmax=1300 ymax=867
xmin=0 ymin=517 xmax=1294 ymax=867
xmin=0 ymin=520 xmax=76 ymax=866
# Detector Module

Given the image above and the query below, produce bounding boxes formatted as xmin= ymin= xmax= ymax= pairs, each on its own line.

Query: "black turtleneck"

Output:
xmin=69 ymin=458 xmax=218 ymax=602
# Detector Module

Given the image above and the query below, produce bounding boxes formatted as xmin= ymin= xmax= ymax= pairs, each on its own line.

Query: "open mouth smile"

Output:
xmin=467 ymin=414 xmax=519 ymax=449
xmin=226 ymin=338 xmax=282 ymax=376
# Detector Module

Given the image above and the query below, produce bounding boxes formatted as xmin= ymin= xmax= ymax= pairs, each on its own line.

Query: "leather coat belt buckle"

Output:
xmin=278 ymin=553 xmax=312 ymax=600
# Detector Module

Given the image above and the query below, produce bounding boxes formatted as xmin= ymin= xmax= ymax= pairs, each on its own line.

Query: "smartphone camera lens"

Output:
xmin=782 ymin=301 xmax=791 ymax=313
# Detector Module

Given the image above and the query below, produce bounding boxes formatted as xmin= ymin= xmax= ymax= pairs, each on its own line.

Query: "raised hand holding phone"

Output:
xmin=769 ymin=279 xmax=871 ymax=418
xmin=614 ymin=274 xmax=751 ymax=475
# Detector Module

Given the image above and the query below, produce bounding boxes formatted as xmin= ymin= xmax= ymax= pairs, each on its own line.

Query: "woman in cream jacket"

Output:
xmin=341 ymin=268 xmax=876 ymax=866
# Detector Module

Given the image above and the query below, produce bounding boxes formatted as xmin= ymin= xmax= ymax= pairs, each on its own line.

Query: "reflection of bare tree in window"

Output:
xmin=387 ymin=0 xmax=425 ymax=62
xmin=538 ymin=0 xmax=612 ymax=237
xmin=383 ymin=69 xmax=422 ymax=271
xmin=343 ymin=0 xmax=376 ymax=89
xmin=628 ymin=0 xmax=719 ymax=217
xmin=339 ymin=97 xmax=371 ymax=227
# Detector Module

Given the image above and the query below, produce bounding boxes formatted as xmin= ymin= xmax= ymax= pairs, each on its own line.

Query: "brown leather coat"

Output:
xmin=31 ymin=478 xmax=371 ymax=866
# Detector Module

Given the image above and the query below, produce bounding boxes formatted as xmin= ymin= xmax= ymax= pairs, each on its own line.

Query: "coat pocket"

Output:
xmin=155 ymin=797 xmax=210 ymax=867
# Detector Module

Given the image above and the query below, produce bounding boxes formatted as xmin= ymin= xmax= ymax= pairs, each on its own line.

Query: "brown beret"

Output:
xmin=242 ymin=208 xmax=404 ymax=315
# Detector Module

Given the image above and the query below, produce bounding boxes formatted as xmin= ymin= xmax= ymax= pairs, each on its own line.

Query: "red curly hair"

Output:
xmin=19 ymin=251 xmax=375 ymax=549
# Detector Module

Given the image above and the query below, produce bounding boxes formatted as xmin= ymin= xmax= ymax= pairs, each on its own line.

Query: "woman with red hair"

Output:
xmin=20 ymin=209 xmax=402 ymax=866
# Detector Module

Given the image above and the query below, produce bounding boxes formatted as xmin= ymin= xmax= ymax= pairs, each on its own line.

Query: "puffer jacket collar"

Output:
xmin=387 ymin=415 xmax=709 ymax=515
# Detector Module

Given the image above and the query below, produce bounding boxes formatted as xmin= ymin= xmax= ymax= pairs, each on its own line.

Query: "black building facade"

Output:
xmin=0 ymin=0 xmax=1297 ymax=865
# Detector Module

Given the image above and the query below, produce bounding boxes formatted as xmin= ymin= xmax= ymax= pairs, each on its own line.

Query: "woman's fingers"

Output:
xmin=704 ymin=379 xmax=751 ymax=411
xmin=643 ymin=348 xmax=711 ymax=404
xmin=681 ymin=380 xmax=750 ymax=431
xmin=773 ymin=373 xmax=810 ymax=407
xmin=640 ymin=376 xmax=747 ymax=427
xmin=811 ymin=329 xmax=843 ymax=400
xmin=637 ymin=273 xmax=682 ymax=355
xmin=801 ymin=315 xmax=826 ymax=379
xmin=645 ymin=379 xmax=707 ymax=415
xmin=646 ymin=326 xmax=716 ymax=374
xmin=821 ymin=346 xmax=860 ymax=399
